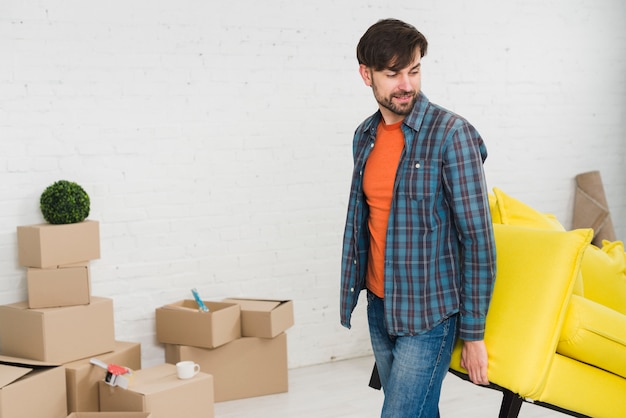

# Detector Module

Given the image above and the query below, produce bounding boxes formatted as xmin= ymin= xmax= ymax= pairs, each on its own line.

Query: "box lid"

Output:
xmin=128 ymin=364 xmax=212 ymax=396
xmin=129 ymin=364 xmax=178 ymax=395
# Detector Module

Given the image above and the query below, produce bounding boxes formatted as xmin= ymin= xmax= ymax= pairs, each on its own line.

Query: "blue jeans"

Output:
xmin=367 ymin=291 xmax=458 ymax=418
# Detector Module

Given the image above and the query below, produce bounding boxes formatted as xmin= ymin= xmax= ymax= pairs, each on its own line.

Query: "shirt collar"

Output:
xmin=403 ymin=91 xmax=429 ymax=132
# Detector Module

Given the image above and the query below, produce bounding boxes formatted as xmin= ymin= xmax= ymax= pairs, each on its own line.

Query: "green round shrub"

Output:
xmin=40 ymin=180 xmax=90 ymax=224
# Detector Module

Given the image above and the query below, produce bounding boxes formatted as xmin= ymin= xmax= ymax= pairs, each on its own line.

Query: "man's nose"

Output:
xmin=397 ymin=74 xmax=412 ymax=90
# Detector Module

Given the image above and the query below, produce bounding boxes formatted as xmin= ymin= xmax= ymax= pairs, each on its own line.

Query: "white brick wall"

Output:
xmin=1 ymin=0 xmax=624 ymax=369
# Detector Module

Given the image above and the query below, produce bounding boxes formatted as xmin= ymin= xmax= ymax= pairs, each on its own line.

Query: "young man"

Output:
xmin=340 ymin=19 xmax=497 ymax=417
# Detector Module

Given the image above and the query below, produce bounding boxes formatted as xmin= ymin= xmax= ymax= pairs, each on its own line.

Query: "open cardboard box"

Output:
xmin=27 ymin=262 xmax=91 ymax=309
xmin=222 ymin=298 xmax=294 ymax=338
xmin=155 ymin=300 xmax=240 ymax=349
xmin=0 ymin=297 xmax=115 ymax=364
xmin=98 ymin=363 xmax=213 ymax=418
xmin=17 ymin=220 xmax=100 ymax=268
xmin=0 ymin=355 xmax=67 ymax=418
xmin=165 ymin=333 xmax=288 ymax=402
xmin=64 ymin=341 xmax=141 ymax=413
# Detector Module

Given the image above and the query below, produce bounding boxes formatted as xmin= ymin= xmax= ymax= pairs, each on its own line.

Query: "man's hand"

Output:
xmin=460 ymin=340 xmax=489 ymax=385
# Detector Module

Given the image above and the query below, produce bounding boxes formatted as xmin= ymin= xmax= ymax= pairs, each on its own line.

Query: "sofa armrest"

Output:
xmin=558 ymin=294 xmax=626 ymax=379
xmin=451 ymin=224 xmax=593 ymax=399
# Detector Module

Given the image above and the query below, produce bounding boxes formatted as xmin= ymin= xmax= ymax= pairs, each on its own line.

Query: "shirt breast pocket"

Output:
xmin=400 ymin=159 xmax=440 ymax=201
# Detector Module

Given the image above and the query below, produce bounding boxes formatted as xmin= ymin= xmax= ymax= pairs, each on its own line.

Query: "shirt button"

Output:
xmin=353 ymin=260 xmax=357 ymax=264
xmin=370 ymin=143 xmax=374 ymax=148
xmin=415 ymin=163 xmax=421 ymax=168
xmin=350 ymin=287 xmax=355 ymax=292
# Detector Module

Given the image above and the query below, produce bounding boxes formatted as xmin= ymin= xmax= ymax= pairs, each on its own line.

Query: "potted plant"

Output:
xmin=39 ymin=180 xmax=90 ymax=224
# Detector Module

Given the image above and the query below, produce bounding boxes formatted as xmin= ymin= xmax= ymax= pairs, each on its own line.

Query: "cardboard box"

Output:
xmin=17 ymin=220 xmax=101 ymax=268
xmin=222 ymin=298 xmax=294 ymax=338
xmin=0 ymin=355 xmax=67 ymax=418
xmin=99 ymin=364 xmax=214 ymax=418
xmin=67 ymin=413 xmax=151 ymax=418
xmin=0 ymin=296 xmax=115 ymax=364
xmin=27 ymin=263 xmax=91 ymax=309
xmin=65 ymin=341 xmax=142 ymax=413
xmin=165 ymin=333 xmax=288 ymax=402
xmin=155 ymin=300 xmax=240 ymax=349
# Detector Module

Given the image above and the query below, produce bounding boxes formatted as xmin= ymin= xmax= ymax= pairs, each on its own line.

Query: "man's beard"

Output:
xmin=372 ymin=85 xmax=417 ymax=117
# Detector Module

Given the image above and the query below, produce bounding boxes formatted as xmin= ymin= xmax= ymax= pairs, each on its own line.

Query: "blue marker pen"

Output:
xmin=191 ymin=288 xmax=209 ymax=312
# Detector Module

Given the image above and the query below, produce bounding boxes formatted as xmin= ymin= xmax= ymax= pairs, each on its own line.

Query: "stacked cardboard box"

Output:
xmin=17 ymin=221 xmax=100 ymax=309
xmin=157 ymin=297 xmax=294 ymax=402
xmin=4 ymin=221 xmax=117 ymax=369
xmin=98 ymin=363 xmax=214 ymax=418
xmin=0 ymin=221 xmax=142 ymax=417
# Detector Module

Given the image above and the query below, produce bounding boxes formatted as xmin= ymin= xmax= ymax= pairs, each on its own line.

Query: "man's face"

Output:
xmin=359 ymin=52 xmax=422 ymax=124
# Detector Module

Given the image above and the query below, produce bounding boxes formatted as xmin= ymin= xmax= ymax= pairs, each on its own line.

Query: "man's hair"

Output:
xmin=356 ymin=19 xmax=428 ymax=71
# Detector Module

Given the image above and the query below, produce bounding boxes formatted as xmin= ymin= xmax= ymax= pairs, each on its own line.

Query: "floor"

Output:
xmin=214 ymin=356 xmax=567 ymax=417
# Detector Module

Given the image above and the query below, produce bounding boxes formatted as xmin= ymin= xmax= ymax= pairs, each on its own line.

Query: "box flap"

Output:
xmin=223 ymin=298 xmax=282 ymax=312
xmin=158 ymin=299 xmax=238 ymax=313
xmin=0 ymin=364 xmax=32 ymax=388
xmin=0 ymin=354 xmax=60 ymax=387
xmin=0 ymin=354 xmax=60 ymax=367
xmin=162 ymin=299 xmax=239 ymax=313
xmin=161 ymin=299 xmax=201 ymax=312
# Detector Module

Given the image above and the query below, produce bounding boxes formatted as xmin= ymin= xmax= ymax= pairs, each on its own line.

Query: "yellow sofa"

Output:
xmin=449 ymin=189 xmax=626 ymax=418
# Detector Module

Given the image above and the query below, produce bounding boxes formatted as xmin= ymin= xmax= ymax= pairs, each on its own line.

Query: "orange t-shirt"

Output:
xmin=363 ymin=120 xmax=405 ymax=298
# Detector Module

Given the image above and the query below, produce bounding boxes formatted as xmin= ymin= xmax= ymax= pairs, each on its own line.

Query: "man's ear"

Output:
xmin=359 ymin=64 xmax=372 ymax=87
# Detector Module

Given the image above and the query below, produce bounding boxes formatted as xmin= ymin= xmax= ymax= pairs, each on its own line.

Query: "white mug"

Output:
xmin=176 ymin=361 xmax=200 ymax=379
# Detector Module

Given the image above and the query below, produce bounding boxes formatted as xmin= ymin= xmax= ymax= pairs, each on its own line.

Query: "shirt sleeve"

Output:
xmin=442 ymin=120 xmax=497 ymax=341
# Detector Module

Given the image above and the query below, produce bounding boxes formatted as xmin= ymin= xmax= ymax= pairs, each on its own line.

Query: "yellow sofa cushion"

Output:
xmin=491 ymin=188 xmax=584 ymax=296
xmin=491 ymin=187 xmax=565 ymax=231
xmin=450 ymin=225 xmax=593 ymax=398
xmin=558 ymin=294 xmax=626 ymax=379
xmin=581 ymin=240 xmax=626 ymax=316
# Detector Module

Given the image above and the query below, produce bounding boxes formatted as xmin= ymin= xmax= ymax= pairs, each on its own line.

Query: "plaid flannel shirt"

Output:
xmin=340 ymin=92 xmax=496 ymax=341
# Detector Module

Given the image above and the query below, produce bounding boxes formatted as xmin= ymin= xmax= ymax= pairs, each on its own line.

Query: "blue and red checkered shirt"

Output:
xmin=340 ymin=92 xmax=496 ymax=341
